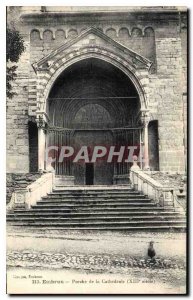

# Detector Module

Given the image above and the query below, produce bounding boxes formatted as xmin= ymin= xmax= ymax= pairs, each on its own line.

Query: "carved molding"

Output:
xmin=30 ymin=26 xmax=155 ymax=41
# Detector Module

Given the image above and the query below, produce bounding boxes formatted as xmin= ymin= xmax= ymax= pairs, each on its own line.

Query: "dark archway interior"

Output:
xmin=148 ymin=120 xmax=159 ymax=171
xmin=48 ymin=58 xmax=141 ymax=184
xmin=28 ymin=121 xmax=38 ymax=172
xmin=48 ymin=58 xmax=140 ymax=128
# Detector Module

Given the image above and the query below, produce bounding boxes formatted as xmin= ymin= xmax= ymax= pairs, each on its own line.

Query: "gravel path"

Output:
xmin=7 ymin=227 xmax=186 ymax=260
xmin=6 ymin=227 xmax=187 ymax=294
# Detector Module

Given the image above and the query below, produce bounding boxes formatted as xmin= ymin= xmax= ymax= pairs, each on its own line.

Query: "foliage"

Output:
xmin=6 ymin=27 xmax=25 ymax=98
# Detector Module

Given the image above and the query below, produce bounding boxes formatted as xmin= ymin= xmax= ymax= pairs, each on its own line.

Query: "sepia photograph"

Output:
xmin=6 ymin=5 xmax=187 ymax=295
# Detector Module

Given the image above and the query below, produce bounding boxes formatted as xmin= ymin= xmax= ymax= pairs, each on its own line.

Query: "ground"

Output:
xmin=7 ymin=226 xmax=187 ymax=294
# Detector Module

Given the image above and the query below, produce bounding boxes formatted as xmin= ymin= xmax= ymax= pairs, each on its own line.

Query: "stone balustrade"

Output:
xmin=7 ymin=171 xmax=55 ymax=211
xmin=130 ymin=169 xmax=185 ymax=215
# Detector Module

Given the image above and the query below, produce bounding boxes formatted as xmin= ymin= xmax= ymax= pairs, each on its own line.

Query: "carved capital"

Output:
xmin=36 ymin=112 xmax=50 ymax=130
xmin=36 ymin=116 xmax=47 ymax=129
xmin=140 ymin=109 xmax=150 ymax=127
xmin=66 ymin=129 xmax=74 ymax=135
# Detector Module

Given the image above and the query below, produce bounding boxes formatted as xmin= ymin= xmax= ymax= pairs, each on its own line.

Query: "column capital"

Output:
xmin=140 ymin=109 xmax=150 ymax=127
xmin=36 ymin=111 xmax=50 ymax=129
xmin=65 ymin=129 xmax=74 ymax=135
xmin=36 ymin=115 xmax=47 ymax=129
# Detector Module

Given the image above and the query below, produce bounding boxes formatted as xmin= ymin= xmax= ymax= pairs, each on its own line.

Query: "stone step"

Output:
xmin=7 ymin=220 xmax=186 ymax=227
xmin=7 ymin=211 xmax=180 ymax=217
xmin=44 ymin=194 xmax=146 ymax=199
xmin=7 ymin=181 xmax=186 ymax=232
xmin=33 ymin=202 xmax=158 ymax=208
xmin=7 ymin=215 xmax=185 ymax=222
xmin=53 ymin=185 xmax=132 ymax=190
xmin=7 ymin=224 xmax=186 ymax=231
xmin=18 ymin=207 xmax=175 ymax=213
xmin=38 ymin=199 xmax=152 ymax=204
xmin=31 ymin=205 xmax=159 ymax=211
xmin=51 ymin=190 xmax=138 ymax=195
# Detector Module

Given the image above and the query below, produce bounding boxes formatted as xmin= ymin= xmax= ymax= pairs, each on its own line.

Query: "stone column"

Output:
xmin=139 ymin=129 xmax=143 ymax=169
xmin=36 ymin=115 xmax=47 ymax=172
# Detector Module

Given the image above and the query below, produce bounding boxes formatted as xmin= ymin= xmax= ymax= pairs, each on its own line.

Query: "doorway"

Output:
xmin=148 ymin=120 xmax=159 ymax=170
xmin=85 ymin=163 xmax=94 ymax=185
xmin=28 ymin=121 xmax=38 ymax=172
xmin=48 ymin=57 xmax=141 ymax=185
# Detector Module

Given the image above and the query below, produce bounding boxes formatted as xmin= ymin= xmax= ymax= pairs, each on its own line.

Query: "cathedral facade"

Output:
xmin=7 ymin=6 xmax=187 ymax=185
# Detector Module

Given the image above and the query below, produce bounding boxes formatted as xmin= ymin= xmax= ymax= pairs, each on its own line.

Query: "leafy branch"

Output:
xmin=6 ymin=27 xmax=25 ymax=98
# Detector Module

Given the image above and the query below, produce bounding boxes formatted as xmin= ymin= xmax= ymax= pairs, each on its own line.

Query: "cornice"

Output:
xmin=20 ymin=9 xmax=187 ymax=26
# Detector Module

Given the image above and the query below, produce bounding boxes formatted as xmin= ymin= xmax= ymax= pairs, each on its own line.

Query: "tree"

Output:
xmin=6 ymin=27 xmax=25 ymax=98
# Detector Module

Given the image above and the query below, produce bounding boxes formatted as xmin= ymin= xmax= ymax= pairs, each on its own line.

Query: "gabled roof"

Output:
xmin=33 ymin=27 xmax=152 ymax=71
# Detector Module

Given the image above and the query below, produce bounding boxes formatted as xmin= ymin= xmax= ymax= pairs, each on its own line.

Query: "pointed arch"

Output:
xmin=39 ymin=49 xmax=148 ymax=114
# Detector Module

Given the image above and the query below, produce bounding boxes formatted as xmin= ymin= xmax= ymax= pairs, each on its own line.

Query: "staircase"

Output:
xmin=7 ymin=186 xmax=186 ymax=231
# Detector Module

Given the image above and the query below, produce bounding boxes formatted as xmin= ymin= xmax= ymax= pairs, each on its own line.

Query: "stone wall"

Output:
xmin=149 ymin=37 xmax=185 ymax=172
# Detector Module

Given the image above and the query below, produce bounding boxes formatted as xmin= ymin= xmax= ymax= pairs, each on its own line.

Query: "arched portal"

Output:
xmin=47 ymin=58 xmax=142 ymax=185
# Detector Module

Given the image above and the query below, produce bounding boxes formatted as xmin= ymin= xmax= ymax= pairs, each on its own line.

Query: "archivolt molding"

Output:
xmin=33 ymin=28 xmax=151 ymax=116
xmin=38 ymin=53 xmax=149 ymax=112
